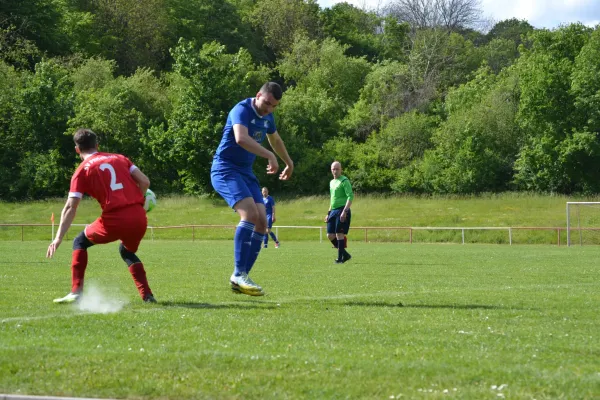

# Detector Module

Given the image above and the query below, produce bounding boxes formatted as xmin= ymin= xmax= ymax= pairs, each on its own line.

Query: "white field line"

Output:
xmin=0 ymin=342 xmax=293 ymax=362
xmin=262 ymin=283 xmax=598 ymax=304
xmin=0 ymin=395 xmax=116 ymax=400
xmin=0 ymin=308 xmax=161 ymax=324
xmin=3 ymin=282 xmax=596 ymax=323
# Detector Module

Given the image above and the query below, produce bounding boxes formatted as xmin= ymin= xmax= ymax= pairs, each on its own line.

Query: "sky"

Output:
xmin=316 ymin=0 xmax=600 ymax=29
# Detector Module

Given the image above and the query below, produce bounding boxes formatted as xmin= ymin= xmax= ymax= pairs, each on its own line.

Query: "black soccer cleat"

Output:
xmin=334 ymin=252 xmax=352 ymax=264
xmin=143 ymin=294 xmax=157 ymax=303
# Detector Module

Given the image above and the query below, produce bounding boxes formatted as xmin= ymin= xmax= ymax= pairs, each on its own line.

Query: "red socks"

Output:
xmin=71 ymin=252 xmax=152 ymax=299
xmin=71 ymin=249 xmax=88 ymax=293
xmin=128 ymin=263 xmax=152 ymax=299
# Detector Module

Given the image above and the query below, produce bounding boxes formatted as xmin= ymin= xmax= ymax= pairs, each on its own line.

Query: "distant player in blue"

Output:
xmin=211 ymin=82 xmax=294 ymax=296
xmin=261 ymin=187 xmax=280 ymax=249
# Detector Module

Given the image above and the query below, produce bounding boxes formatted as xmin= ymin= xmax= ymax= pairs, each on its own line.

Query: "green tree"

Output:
xmin=0 ymin=25 xmax=42 ymax=70
xmin=486 ymin=18 xmax=534 ymax=46
xmin=70 ymin=57 xmax=116 ymax=92
xmin=275 ymin=36 xmax=372 ymax=192
xmin=166 ymin=0 xmax=270 ymax=64
xmin=571 ymin=27 xmax=600 ymax=133
xmin=154 ymin=40 xmax=270 ymax=194
xmin=377 ymin=111 xmax=437 ymax=169
xmin=396 ymin=67 xmax=521 ymax=193
xmin=320 ymin=3 xmax=408 ymax=61
xmin=278 ymin=36 xmax=371 ymax=109
xmin=342 ymin=60 xmax=411 ymax=140
xmin=328 ymin=112 xmax=437 ymax=193
xmin=479 ymin=38 xmax=519 ymax=73
xmin=275 ymin=35 xmax=370 ymax=193
xmin=436 ymin=31 xmax=482 ymax=89
xmin=0 ymin=0 xmax=69 ymax=58
xmin=404 ymin=29 xmax=482 ymax=103
xmin=379 ymin=17 xmax=410 ymax=61
xmin=68 ymin=0 xmax=172 ymax=75
xmin=252 ymin=0 xmax=321 ymax=56
xmin=1 ymin=60 xmax=75 ymax=198
xmin=275 ymin=86 xmax=343 ymax=147
xmin=513 ymin=24 xmax=593 ymax=192
xmin=0 ymin=62 xmax=25 ymax=198
xmin=68 ymin=65 xmax=172 ymax=180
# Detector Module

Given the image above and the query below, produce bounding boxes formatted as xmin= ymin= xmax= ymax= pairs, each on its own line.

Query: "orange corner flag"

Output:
xmin=51 ymin=213 xmax=55 ymax=223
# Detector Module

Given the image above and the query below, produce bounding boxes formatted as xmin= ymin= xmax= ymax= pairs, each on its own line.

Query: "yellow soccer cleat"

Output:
xmin=53 ymin=292 xmax=81 ymax=304
xmin=230 ymin=273 xmax=265 ymax=296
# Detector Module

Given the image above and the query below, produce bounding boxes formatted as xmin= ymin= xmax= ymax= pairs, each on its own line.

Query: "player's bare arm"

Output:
xmin=340 ymin=200 xmax=353 ymax=222
xmin=266 ymin=131 xmax=294 ymax=180
xmin=46 ymin=197 xmax=81 ymax=258
xmin=233 ymin=124 xmax=279 ymax=174
xmin=131 ymin=168 xmax=151 ymax=195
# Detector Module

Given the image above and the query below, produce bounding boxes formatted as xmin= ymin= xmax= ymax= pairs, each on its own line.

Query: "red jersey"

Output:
xmin=69 ymin=152 xmax=144 ymax=213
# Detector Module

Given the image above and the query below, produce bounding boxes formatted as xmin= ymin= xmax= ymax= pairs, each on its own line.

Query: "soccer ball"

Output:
xmin=144 ymin=189 xmax=157 ymax=212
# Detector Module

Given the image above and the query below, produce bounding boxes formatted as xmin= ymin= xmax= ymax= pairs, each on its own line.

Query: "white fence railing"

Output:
xmin=0 ymin=223 xmax=580 ymax=245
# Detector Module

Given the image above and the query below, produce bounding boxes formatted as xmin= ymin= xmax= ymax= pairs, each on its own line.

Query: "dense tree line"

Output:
xmin=1 ymin=0 xmax=599 ymax=200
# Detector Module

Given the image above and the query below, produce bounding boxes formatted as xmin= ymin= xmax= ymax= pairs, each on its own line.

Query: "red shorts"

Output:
xmin=85 ymin=205 xmax=147 ymax=253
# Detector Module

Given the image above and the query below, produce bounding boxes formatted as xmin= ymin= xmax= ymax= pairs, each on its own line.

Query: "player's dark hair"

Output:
xmin=73 ymin=128 xmax=98 ymax=152
xmin=260 ymin=82 xmax=283 ymax=101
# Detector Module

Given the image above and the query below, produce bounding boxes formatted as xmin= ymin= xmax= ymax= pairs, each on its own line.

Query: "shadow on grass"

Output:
xmin=342 ymin=301 xmax=533 ymax=310
xmin=159 ymin=301 xmax=278 ymax=310
xmin=332 ymin=261 xmax=454 ymax=266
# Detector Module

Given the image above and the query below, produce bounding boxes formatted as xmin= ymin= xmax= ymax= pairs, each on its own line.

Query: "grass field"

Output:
xmin=1 ymin=240 xmax=599 ymax=399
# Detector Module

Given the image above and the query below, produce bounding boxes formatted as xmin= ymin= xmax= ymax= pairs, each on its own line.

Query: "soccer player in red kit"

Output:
xmin=47 ymin=128 xmax=156 ymax=303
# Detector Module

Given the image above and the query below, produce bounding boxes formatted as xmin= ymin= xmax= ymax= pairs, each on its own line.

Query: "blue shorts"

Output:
xmin=266 ymin=214 xmax=273 ymax=229
xmin=327 ymin=208 xmax=351 ymax=235
xmin=211 ymin=168 xmax=262 ymax=208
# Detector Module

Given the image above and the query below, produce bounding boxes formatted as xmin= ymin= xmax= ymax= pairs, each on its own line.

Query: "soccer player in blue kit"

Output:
xmin=211 ymin=82 xmax=293 ymax=296
xmin=261 ymin=187 xmax=280 ymax=249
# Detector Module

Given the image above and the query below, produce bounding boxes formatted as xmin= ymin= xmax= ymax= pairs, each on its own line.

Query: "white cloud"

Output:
xmin=317 ymin=0 xmax=600 ymax=29
xmin=480 ymin=0 xmax=600 ymax=28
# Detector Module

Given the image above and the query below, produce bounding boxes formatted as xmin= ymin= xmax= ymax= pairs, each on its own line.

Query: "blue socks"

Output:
xmin=234 ymin=221 xmax=255 ymax=276
xmin=263 ymin=231 xmax=278 ymax=246
xmin=234 ymin=222 xmax=266 ymax=275
xmin=269 ymin=231 xmax=278 ymax=243
xmin=246 ymin=232 xmax=265 ymax=274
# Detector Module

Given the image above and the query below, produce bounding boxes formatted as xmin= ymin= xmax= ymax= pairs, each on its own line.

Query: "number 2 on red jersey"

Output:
xmin=99 ymin=163 xmax=124 ymax=191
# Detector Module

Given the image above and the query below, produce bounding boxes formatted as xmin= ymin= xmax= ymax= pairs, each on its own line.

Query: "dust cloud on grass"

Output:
xmin=77 ymin=283 xmax=128 ymax=313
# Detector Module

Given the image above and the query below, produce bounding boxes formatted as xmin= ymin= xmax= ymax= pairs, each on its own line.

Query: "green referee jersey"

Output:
xmin=330 ymin=175 xmax=354 ymax=209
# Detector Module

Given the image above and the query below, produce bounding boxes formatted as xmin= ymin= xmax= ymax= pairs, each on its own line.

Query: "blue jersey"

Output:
xmin=212 ymin=98 xmax=277 ymax=172
xmin=263 ymin=195 xmax=275 ymax=216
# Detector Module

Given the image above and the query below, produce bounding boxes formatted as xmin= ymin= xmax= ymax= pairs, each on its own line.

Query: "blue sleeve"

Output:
xmin=270 ymin=196 xmax=275 ymax=206
xmin=267 ymin=114 xmax=276 ymax=134
xmin=230 ymin=104 xmax=250 ymax=128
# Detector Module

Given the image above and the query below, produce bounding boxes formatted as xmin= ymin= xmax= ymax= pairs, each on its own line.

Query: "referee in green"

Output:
xmin=325 ymin=161 xmax=354 ymax=263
